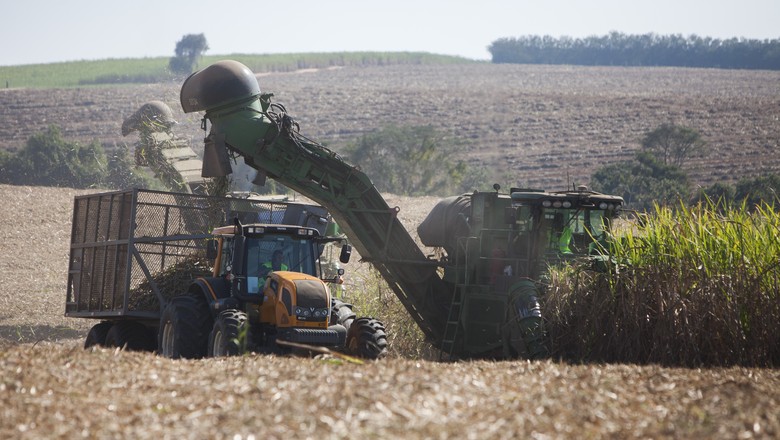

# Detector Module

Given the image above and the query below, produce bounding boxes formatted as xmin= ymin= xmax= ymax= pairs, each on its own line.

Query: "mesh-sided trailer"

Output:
xmin=65 ymin=188 xmax=329 ymax=320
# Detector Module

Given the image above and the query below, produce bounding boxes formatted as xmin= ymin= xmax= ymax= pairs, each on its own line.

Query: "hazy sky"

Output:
xmin=2 ymin=0 xmax=778 ymax=66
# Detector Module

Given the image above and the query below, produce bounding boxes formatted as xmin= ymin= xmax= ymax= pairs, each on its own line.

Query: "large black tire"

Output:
xmin=84 ymin=321 xmax=113 ymax=349
xmin=208 ymin=309 xmax=250 ymax=357
xmin=105 ymin=321 xmax=156 ymax=351
xmin=506 ymin=284 xmax=549 ymax=360
xmin=346 ymin=317 xmax=388 ymax=359
xmin=158 ymin=295 xmax=212 ymax=359
xmin=331 ymin=299 xmax=356 ymax=329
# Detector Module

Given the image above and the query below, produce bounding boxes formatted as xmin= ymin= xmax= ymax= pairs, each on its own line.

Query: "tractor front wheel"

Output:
xmin=208 ymin=309 xmax=250 ymax=357
xmin=346 ymin=317 xmax=388 ymax=359
xmin=331 ymin=299 xmax=356 ymax=329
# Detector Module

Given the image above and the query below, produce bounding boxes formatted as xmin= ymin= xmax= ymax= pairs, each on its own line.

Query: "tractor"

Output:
xmin=67 ymin=189 xmax=387 ymax=359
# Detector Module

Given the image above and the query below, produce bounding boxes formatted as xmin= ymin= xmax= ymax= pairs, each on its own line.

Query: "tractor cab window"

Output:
xmin=244 ymin=233 xmax=317 ymax=294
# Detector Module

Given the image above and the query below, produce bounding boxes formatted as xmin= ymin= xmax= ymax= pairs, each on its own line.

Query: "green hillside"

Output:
xmin=0 ymin=52 xmax=474 ymax=88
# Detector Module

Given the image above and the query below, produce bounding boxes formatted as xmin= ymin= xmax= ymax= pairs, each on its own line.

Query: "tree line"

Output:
xmin=589 ymin=123 xmax=780 ymax=211
xmin=0 ymin=124 xmax=486 ymax=197
xmin=2 ymin=123 xmax=775 ymax=210
xmin=489 ymin=32 xmax=780 ymax=70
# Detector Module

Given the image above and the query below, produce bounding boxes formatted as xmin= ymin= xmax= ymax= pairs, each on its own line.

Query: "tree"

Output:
xmin=590 ymin=151 xmax=689 ymax=211
xmin=734 ymin=174 xmax=780 ymax=209
xmin=641 ymin=123 xmax=705 ymax=167
xmin=344 ymin=125 xmax=468 ymax=196
xmin=692 ymin=174 xmax=780 ymax=211
xmin=691 ymin=182 xmax=736 ymax=211
xmin=1 ymin=125 xmax=107 ymax=188
xmin=169 ymin=33 xmax=209 ymax=75
xmin=487 ymin=33 xmax=780 ymax=70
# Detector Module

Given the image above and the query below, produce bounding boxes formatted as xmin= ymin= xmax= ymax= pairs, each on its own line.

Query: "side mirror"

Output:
xmin=339 ymin=244 xmax=352 ymax=264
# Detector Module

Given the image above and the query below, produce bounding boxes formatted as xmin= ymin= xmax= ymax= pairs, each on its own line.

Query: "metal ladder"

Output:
xmin=439 ymin=235 xmax=478 ymax=361
xmin=438 ymin=284 xmax=465 ymax=361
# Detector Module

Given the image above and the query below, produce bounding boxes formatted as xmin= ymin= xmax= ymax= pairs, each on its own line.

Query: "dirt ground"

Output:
xmin=2 ymin=64 xmax=779 ymax=190
xmin=1 ymin=184 xmax=779 ymax=439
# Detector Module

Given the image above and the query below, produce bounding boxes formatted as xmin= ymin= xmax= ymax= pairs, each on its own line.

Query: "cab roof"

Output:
xmin=212 ymin=223 xmax=321 ymax=237
xmin=510 ymin=186 xmax=623 ymax=209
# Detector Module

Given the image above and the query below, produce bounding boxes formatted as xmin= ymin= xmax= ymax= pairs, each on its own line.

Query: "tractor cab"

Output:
xmin=210 ymin=223 xmax=349 ymax=299
xmin=205 ymin=222 xmax=353 ymax=349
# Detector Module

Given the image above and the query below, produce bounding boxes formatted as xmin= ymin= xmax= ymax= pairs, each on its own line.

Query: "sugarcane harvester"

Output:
xmin=180 ymin=60 xmax=623 ymax=359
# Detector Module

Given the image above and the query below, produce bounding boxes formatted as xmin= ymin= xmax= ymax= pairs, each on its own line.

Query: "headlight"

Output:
xmin=295 ymin=307 xmax=329 ymax=320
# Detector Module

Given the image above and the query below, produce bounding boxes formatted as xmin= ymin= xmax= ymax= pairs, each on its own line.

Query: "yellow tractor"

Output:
xmin=158 ymin=220 xmax=388 ymax=359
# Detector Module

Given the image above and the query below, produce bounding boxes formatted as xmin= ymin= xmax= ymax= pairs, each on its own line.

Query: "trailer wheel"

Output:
xmin=346 ymin=317 xmax=388 ymax=359
xmin=84 ymin=321 xmax=113 ymax=349
xmin=105 ymin=321 xmax=156 ymax=351
xmin=208 ymin=309 xmax=250 ymax=356
xmin=158 ymin=295 xmax=211 ymax=359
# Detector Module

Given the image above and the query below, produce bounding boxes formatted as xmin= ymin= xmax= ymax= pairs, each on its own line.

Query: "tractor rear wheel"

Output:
xmin=105 ymin=321 xmax=156 ymax=351
xmin=84 ymin=321 xmax=113 ymax=349
xmin=346 ymin=317 xmax=388 ymax=359
xmin=158 ymin=295 xmax=211 ymax=359
xmin=208 ymin=309 xmax=250 ymax=356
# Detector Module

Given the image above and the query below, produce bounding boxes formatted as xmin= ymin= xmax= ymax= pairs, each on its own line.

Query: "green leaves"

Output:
xmin=591 ymin=151 xmax=689 ymax=211
xmin=344 ymin=125 xmax=479 ymax=196
xmin=545 ymin=201 xmax=780 ymax=366
xmin=640 ymin=123 xmax=705 ymax=168
xmin=0 ymin=125 xmax=158 ymax=189
xmin=1 ymin=125 xmax=105 ymax=188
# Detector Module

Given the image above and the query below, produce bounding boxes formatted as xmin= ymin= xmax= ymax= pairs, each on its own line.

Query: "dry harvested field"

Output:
xmin=1 ymin=64 xmax=779 ymax=190
xmin=2 ymin=184 xmax=779 ymax=439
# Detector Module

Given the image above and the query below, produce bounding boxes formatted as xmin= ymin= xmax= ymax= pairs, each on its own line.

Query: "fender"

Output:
xmin=189 ymin=277 xmax=232 ymax=317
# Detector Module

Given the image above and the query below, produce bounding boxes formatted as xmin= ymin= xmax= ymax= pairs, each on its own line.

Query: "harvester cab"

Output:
xmin=509 ymin=186 xmax=623 ymax=267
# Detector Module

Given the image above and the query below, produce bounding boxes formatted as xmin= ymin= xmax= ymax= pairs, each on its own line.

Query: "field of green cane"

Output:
xmin=544 ymin=202 xmax=780 ymax=368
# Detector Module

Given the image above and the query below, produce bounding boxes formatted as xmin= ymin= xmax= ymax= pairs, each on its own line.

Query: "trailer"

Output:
xmin=66 ymin=188 xmax=337 ymax=351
